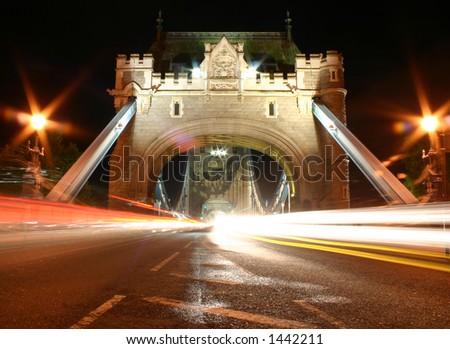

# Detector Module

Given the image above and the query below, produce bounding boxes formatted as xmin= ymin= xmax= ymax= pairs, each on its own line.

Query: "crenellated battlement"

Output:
xmin=296 ymin=51 xmax=343 ymax=70
xmin=148 ymin=71 xmax=298 ymax=92
xmin=110 ymin=49 xmax=344 ymax=93
xmin=114 ymin=43 xmax=343 ymax=96
xmin=116 ymin=53 xmax=154 ymax=69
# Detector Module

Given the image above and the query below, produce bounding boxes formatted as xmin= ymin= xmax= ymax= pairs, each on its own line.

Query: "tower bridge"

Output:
xmin=105 ymin=12 xmax=349 ymax=216
xmin=46 ymin=12 xmax=418 ymax=216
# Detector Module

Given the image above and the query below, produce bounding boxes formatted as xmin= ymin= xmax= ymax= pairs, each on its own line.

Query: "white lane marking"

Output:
xmin=169 ymin=272 xmax=241 ymax=285
xmin=293 ymin=299 xmax=346 ymax=329
xmin=151 ymin=252 xmax=180 ymax=271
xmin=183 ymin=241 xmax=194 ymax=248
xmin=70 ymin=295 xmax=126 ymax=329
xmin=144 ymin=296 xmax=316 ymax=329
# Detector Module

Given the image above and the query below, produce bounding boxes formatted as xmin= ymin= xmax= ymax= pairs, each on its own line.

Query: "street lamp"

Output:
xmin=421 ymin=115 xmax=447 ymax=201
xmin=21 ymin=114 xmax=46 ymax=199
xmin=30 ymin=114 xmax=46 ymax=130
xmin=421 ymin=115 xmax=438 ymax=132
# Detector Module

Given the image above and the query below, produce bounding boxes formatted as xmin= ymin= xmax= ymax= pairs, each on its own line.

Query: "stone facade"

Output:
xmin=108 ymin=21 xmax=349 ymax=214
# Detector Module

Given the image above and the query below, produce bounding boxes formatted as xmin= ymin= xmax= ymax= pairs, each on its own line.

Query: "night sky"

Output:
xmin=1 ymin=0 xmax=449 ymax=205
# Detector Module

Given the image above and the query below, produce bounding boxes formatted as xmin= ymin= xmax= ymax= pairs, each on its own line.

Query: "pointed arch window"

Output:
xmin=170 ymin=98 xmax=183 ymax=118
xmin=269 ymin=102 xmax=275 ymax=116
xmin=266 ymin=100 xmax=278 ymax=118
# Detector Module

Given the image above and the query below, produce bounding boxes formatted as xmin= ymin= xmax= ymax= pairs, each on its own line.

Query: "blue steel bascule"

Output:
xmin=45 ymin=11 xmax=418 ymax=214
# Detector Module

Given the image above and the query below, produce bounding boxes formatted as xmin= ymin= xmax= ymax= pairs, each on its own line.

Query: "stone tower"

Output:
xmin=107 ymin=11 xmax=349 ymax=215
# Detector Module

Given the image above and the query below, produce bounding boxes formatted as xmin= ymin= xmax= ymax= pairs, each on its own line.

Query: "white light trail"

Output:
xmin=210 ymin=202 xmax=450 ymax=268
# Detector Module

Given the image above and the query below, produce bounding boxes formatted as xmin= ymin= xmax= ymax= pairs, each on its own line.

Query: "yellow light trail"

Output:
xmin=276 ymin=234 xmax=449 ymax=260
xmin=244 ymin=235 xmax=450 ymax=273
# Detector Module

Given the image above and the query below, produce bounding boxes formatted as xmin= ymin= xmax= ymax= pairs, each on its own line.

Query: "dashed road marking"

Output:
xmin=169 ymin=272 xmax=241 ymax=285
xmin=293 ymin=299 xmax=346 ymax=328
xmin=143 ymin=296 xmax=316 ymax=329
xmin=151 ymin=252 xmax=180 ymax=271
xmin=70 ymin=295 xmax=126 ymax=329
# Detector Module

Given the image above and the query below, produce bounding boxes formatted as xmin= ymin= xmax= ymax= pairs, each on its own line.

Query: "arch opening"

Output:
xmin=155 ymin=142 xmax=289 ymax=218
xmin=158 ymin=145 xmax=285 ymax=214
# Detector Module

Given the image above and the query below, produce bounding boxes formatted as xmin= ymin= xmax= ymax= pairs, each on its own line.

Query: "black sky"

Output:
xmin=1 ymin=0 xmax=449 ymax=204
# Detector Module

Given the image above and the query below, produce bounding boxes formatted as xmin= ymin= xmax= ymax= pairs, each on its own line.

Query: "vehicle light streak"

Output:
xmin=211 ymin=202 xmax=450 ymax=272
xmin=246 ymin=235 xmax=450 ymax=273
xmin=275 ymin=234 xmax=448 ymax=260
xmin=213 ymin=215 xmax=449 ymax=250
xmin=1 ymin=194 xmax=448 ymax=272
xmin=0 ymin=195 xmax=211 ymax=233
xmin=265 ymin=202 xmax=449 ymax=226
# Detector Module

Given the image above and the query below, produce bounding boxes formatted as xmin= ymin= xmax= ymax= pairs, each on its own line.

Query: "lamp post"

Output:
xmin=421 ymin=115 xmax=447 ymax=202
xmin=21 ymin=114 xmax=46 ymax=199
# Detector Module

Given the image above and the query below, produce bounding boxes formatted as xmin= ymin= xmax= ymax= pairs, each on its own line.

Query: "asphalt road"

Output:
xmin=0 ymin=224 xmax=449 ymax=329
